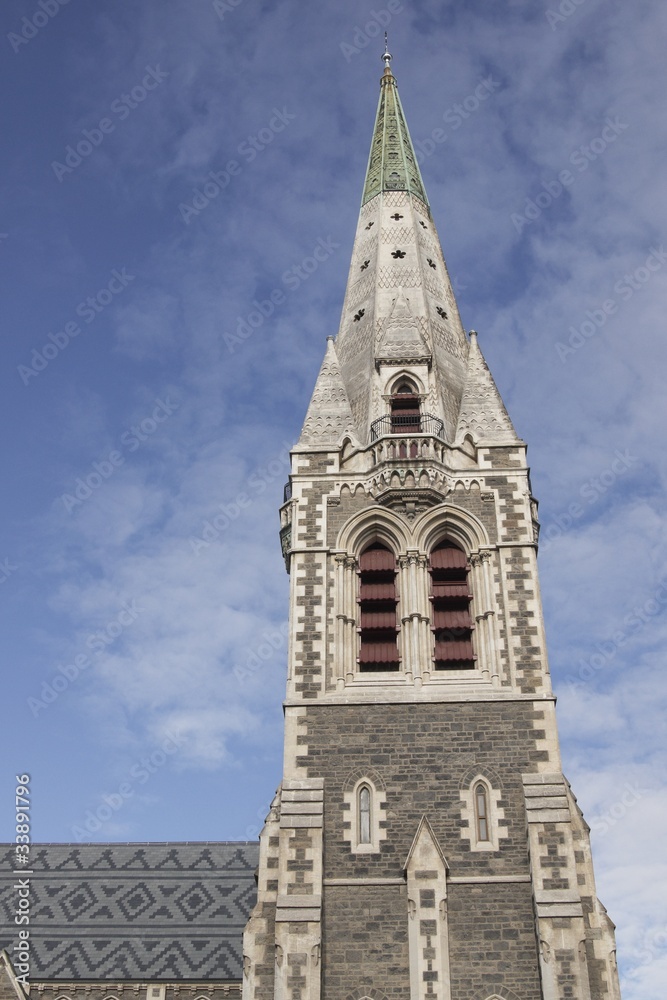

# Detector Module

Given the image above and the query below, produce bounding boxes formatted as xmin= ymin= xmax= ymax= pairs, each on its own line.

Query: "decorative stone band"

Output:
xmin=523 ymin=772 xmax=571 ymax=824
xmin=522 ymin=771 xmax=584 ymax=922
xmin=280 ymin=779 xmax=324 ymax=830
xmin=275 ymin=894 xmax=322 ymax=924
xmin=272 ymin=779 xmax=325 ymax=1000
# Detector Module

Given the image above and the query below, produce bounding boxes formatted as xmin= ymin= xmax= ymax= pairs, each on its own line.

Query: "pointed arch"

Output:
xmin=341 ymin=437 xmax=353 ymax=460
xmin=342 ymin=767 xmax=386 ymax=792
xmin=459 ymin=764 xmax=502 ymax=791
xmin=459 ymin=772 xmax=507 ymax=852
xmin=343 ymin=774 xmax=387 ymax=854
xmin=470 ymin=989 xmax=522 ymax=1000
xmin=387 ymin=370 xmax=424 ymax=396
xmin=336 ymin=504 xmax=411 ymax=554
xmin=344 ymin=989 xmax=389 ymax=1000
xmin=412 ymin=503 xmax=490 ymax=554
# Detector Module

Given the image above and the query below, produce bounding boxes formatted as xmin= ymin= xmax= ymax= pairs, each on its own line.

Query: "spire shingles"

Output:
xmin=456 ymin=331 xmax=519 ymax=444
xmin=361 ymin=62 xmax=428 ymax=208
xmin=298 ymin=338 xmax=357 ymax=447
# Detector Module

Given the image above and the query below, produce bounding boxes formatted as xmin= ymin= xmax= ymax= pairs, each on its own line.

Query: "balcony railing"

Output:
xmin=370 ymin=412 xmax=445 ymax=441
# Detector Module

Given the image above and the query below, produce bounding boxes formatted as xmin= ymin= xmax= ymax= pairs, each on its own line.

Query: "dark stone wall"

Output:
xmin=484 ymin=447 xmax=525 ymax=469
xmin=298 ymin=701 xmax=549 ymax=880
xmin=448 ymin=882 xmax=542 ymax=1000
xmin=326 ymin=491 xmax=374 ymax=546
xmin=446 ymin=490 xmax=499 ymax=544
xmin=309 ymin=700 xmax=548 ymax=1000
xmin=322 ymin=885 xmax=410 ymax=1000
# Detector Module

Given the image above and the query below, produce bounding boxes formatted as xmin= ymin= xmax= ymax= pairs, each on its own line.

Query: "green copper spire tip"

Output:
xmin=361 ymin=43 xmax=429 ymax=208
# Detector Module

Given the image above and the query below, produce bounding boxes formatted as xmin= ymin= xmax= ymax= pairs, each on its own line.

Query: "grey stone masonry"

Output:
xmin=522 ymin=774 xmax=619 ymax=999
xmin=297 ymin=702 xmax=547 ymax=880
xmin=321 ymin=885 xmax=410 ymax=1000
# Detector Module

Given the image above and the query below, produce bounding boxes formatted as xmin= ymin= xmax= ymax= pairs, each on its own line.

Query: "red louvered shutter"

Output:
xmin=429 ymin=541 xmax=475 ymax=670
xmin=358 ymin=542 xmax=399 ymax=671
xmin=390 ymin=386 xmax=421 ymax=433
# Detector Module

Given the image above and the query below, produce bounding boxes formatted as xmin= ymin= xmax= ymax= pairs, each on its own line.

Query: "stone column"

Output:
xmin=470 ymin=550 xmax=498 ymax=684
xmin=274 ymin=779 xmax=324 ymax=1000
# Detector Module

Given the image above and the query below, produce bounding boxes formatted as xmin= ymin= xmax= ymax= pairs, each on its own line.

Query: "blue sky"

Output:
xmin=1 ymin=0 xmax=666 ymax=995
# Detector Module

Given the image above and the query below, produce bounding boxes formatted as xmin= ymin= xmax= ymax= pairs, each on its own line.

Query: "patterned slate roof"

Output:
xmin=0 ymin=843 xmax=259 ymax=982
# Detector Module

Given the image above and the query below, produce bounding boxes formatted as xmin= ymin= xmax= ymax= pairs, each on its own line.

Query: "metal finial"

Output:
xmin=382 ymin=33 xmax=392 ymax=70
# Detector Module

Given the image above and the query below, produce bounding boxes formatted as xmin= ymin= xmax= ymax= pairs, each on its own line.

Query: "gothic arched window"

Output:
xmin=429 ymin=540 xmax=474 ymax=670
xmin=390 ymin=382 xmax=420 ymax=434
xmin=459 ymin=772 xmax=506 ymax=852
xmin=358 ymin=785 xmax=371 ymax=844
xmin=358 ymin=542 xmax=399 ymax=671
xmin=344 ymin=775 xmax=387 ymax=854
xmin=475 ymin=782 xmax=489 ymax=842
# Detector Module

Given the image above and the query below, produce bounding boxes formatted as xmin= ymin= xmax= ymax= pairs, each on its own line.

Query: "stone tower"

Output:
xmin=242 ymin=50 xmax=622 ymax=1000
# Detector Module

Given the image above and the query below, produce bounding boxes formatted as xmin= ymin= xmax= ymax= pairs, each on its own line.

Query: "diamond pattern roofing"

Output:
xmin=0 ymin=843 xmax=259 ymax=981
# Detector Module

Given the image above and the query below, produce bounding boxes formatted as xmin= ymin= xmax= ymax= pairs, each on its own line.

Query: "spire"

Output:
xmin=455 ymin=331 xmax=519 ymax=443
xmin=361 ymin=45 xmax=429 ymax=207
xmin=334 ymin=54 xmax=469 ymax=445
xmin=298 ymin=337 xmax=357 ymax=447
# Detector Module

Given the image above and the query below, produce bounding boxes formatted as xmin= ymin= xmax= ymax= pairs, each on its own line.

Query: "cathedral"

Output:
xmin=1 ymin=49 xmax=622 ymax=1000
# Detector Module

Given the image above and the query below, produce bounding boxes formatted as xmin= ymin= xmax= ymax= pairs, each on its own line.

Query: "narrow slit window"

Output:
xmin=429 ymin=541 xmax=475 ymax=670
xmin=475 ymin=783 xmax=489 ymax=841
xmin=359 ymin=785 xmax=371 ymax=844
xmin=358 ymin=543 xmax=399 ymax=672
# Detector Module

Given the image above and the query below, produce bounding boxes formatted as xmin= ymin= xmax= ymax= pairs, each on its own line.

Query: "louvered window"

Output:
xmin=429 ymin=541 xmax=475 ymax=670
xmin=390 ymin=383 xmax=420 ymax=433
xmin=358 ymin=543 xmax=399 ymax=671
